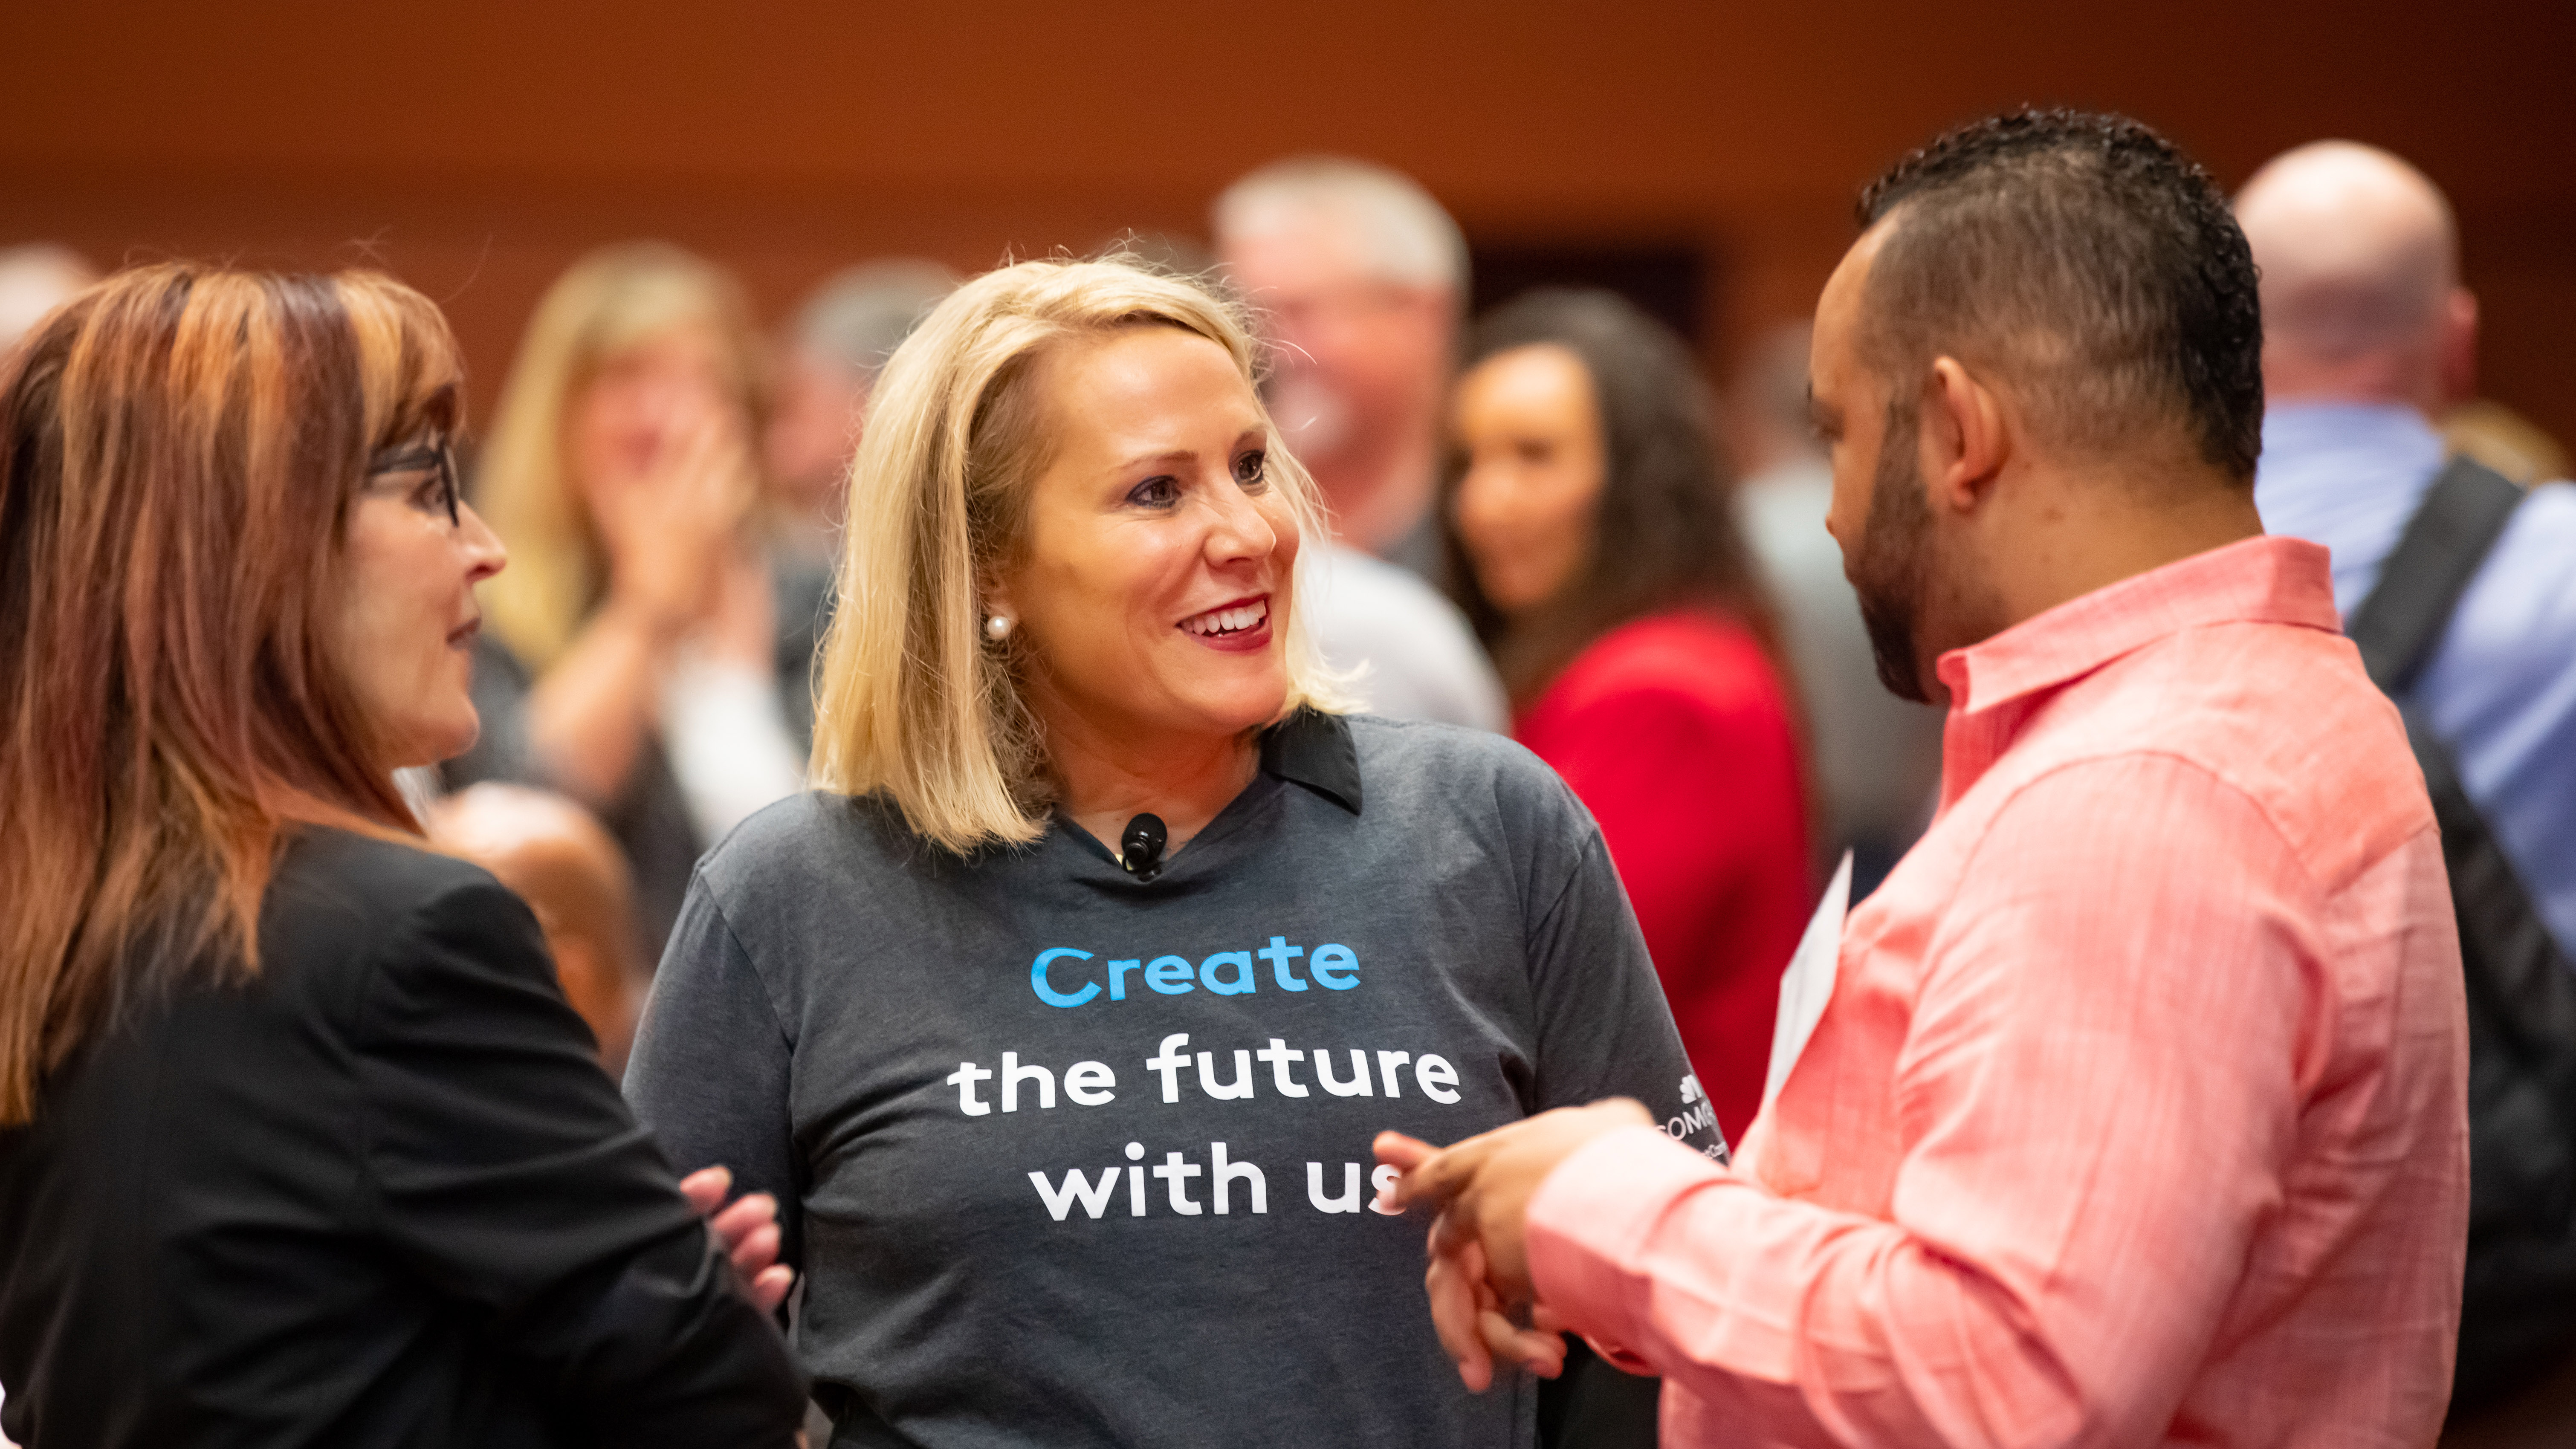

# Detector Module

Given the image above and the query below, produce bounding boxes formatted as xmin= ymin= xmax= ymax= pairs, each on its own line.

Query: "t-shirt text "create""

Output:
xmin=1028 ymin=936 xmax=1360 ymax=1006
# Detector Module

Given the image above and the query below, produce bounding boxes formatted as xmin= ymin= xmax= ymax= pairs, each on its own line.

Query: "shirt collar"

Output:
xmin=1936 ymin=535 xmax=2341 ymax=716
xmin=1260 ymin=707 xmax=1363 ymax=815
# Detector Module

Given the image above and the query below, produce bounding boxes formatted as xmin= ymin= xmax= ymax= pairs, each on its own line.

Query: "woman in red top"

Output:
xmin=1442 ymin=288 xmax=1808 ymax=1144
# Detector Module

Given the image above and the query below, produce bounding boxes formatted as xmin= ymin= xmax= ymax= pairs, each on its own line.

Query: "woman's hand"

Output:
xmin=680 ymin=1166 xmax=795 ymax=1313
xmin=596 ymin=402 xmax=757 ymax=640
xmin=526 ymin=402 xmax=758 ymax=806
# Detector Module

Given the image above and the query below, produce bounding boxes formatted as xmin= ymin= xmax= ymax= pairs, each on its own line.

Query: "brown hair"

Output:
xmin=0 ymin=262 xmax=462 ymax=1123
xmin=1441 ymin=287 xmax=1787 ymax=704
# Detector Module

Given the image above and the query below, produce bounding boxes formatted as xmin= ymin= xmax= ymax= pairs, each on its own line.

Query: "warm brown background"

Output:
xmin=3 ymin=0 xmax=2570 ymax=440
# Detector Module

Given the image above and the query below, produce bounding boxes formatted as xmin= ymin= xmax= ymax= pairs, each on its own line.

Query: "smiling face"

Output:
xmin=1448 ymin=342 xmax=1609 ymax=616
xmin=330 ymin=445 xmax=509 ymax=768
xmin=990 ymin=325 xmax=1299 ymax=749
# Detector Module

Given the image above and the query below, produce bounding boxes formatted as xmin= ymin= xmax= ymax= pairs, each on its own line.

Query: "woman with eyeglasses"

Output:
xmin=0 ymin=263 xmax=806 ymax=1447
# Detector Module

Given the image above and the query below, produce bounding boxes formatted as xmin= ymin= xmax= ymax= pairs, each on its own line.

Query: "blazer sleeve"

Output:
xmin=349 ymin=871 xmax=807 ymax=1446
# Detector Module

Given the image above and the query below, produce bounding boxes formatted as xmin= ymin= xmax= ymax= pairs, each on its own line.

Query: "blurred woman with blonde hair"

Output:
xmin=626 ymin=255 xmax=1718 ymax=1448
xmin=0 ymin=262 xmax=803 ymax=1446
xmin=454 ymin=242 xmax=808 ymax=951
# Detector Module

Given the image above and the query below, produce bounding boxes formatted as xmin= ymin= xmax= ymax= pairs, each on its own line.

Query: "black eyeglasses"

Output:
xmin=365 ymin=435 xmax=461 ymax=526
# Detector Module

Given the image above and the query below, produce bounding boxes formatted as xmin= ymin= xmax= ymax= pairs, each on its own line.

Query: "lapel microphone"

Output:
xmin=1120 ymin=813 xmax=1168 ymax=883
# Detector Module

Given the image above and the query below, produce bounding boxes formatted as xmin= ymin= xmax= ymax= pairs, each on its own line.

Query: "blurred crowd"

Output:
xmin=11 ymin=150 xmax=2563 ymax=1105
xmin=2 ymin=121 xmax=2573 ymax=1449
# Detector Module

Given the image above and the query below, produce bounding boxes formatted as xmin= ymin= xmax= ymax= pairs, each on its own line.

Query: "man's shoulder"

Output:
xmin=2035 ymin=624 xmax=2430 ymax=891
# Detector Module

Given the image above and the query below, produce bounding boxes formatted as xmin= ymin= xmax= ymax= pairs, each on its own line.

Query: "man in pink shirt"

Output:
xmin=1380 ymin=109 xmax=2469 ymax=1447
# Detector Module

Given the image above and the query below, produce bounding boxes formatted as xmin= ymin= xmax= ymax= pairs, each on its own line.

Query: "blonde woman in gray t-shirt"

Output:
xmin=625 ymin=256 xmax=1722 ymax=1449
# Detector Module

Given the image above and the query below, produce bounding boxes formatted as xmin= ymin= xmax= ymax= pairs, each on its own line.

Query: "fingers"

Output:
xmin=1425 ymin=1239 xmax=1495 ymax=1392
xmin=1374 ymin=1132 xmax=1436 ymax=1213
xmin=1478 ymin=1308 xmax=1566 ymax=1380
xmin=678 ymin=1165 xmax=731 ymax=1216
xmin=1374 ymin=1130 xmax=1437 ymax=1171
xmin=695 ymin=1183 xmax=790 ymax=1306
xmin=1427 ymin=1235 xmax=1563 ymax=1389
xmin=666 ymin=401 xmax=755 ymax=519
xmin=710 ymin=433 xmax=759 ymax=523
xmin=709 ymin=1191 xmax=777 ymax=1251
xmin=1385 ymin=1131 xmax=1491 ymax=1214
xmin=749 ymin=1263 xmax=795 ymax=1315
xmin=727 ymin=1221 xmax=782 ymax=1280
xmin=659 ymin=397 xmax=726 ymax=471
xmin=1427 ymin=1197 xmax=1481 ymax=1261
xmin=647 ymin=405 xmax=751 ymax=522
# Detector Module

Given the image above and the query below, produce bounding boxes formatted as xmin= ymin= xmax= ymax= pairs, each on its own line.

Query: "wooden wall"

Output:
xmin=3 ymin=0 xmax=2570 ymax=440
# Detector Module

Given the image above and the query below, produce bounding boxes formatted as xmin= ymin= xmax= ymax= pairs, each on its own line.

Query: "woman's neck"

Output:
xmin=1034 ymin=694 xmax=1262 ymax=865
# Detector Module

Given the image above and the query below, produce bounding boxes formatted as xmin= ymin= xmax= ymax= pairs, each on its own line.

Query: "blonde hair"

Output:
xmin=476 ymin=243 xmax=769 ymax=668
xmin=810 ymin=255 xmax=1347 ymax=853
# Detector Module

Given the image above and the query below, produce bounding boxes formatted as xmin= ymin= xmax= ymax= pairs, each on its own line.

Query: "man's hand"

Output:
xmin=680 ymin=1166 xmax=794 ymax=1313
xmin=1375 ymin=1099 xmax=1655 ymax=1391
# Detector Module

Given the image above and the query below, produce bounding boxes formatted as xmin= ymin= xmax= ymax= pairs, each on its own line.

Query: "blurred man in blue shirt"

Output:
xmin=2238 ymin=141 xmax=2576 ymax=958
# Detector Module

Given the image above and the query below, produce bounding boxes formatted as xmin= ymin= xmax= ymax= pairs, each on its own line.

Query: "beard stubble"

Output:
xmin=1850 ymin=397 xmax=1937 ymax=705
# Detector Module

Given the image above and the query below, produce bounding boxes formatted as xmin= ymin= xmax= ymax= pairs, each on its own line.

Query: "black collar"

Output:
xmin=1259 ymin=708 xmax=1362 ymax=815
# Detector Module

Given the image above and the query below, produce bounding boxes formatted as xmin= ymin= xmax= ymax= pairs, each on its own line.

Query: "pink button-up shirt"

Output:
xmin=1528 ymin=536 xmax=2469 ymax=1447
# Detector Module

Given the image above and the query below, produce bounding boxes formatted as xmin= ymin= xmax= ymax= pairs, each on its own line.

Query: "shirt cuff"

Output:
xmin=1527 ymin=1124 xmax=1732 ymax=1362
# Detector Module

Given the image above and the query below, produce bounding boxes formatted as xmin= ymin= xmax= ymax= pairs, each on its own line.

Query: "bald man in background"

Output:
xmin=2239 ymin=144 xmax=2576 ymax=962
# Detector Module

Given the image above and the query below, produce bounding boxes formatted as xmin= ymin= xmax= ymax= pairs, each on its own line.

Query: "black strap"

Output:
xmin=2344 ymin=455 xmax=2528 ymax=694
xmin=2345 ymin=454 xmax=2576 ymax=1415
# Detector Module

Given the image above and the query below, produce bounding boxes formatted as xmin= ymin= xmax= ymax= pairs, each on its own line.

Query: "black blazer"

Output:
xmin=0 ymin=827 xmax=805 ymax=1447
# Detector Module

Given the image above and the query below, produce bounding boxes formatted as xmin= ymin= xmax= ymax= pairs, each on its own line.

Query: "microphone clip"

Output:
xmin=1120 ymin=813 xmax=1168 ymax=883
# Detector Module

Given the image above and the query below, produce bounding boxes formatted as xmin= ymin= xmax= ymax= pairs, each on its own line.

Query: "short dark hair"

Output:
xmin=1856 ymin=108 xmax=2263 ymax=480
xmin=1440 ymin=287 xmax=1782 ymax=700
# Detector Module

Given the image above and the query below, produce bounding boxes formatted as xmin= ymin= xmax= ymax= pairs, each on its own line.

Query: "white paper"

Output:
xmin=1762 ymin=850 xmax=1853 ymax=1115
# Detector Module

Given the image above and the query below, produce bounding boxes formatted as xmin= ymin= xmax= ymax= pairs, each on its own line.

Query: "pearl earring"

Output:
xmin=985 ymin=614 xmax=1015 ymax=642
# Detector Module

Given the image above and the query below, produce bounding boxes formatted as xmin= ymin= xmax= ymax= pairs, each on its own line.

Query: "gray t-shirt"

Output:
xmin=626 ymin=712 xmax=1724 ymax=1449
